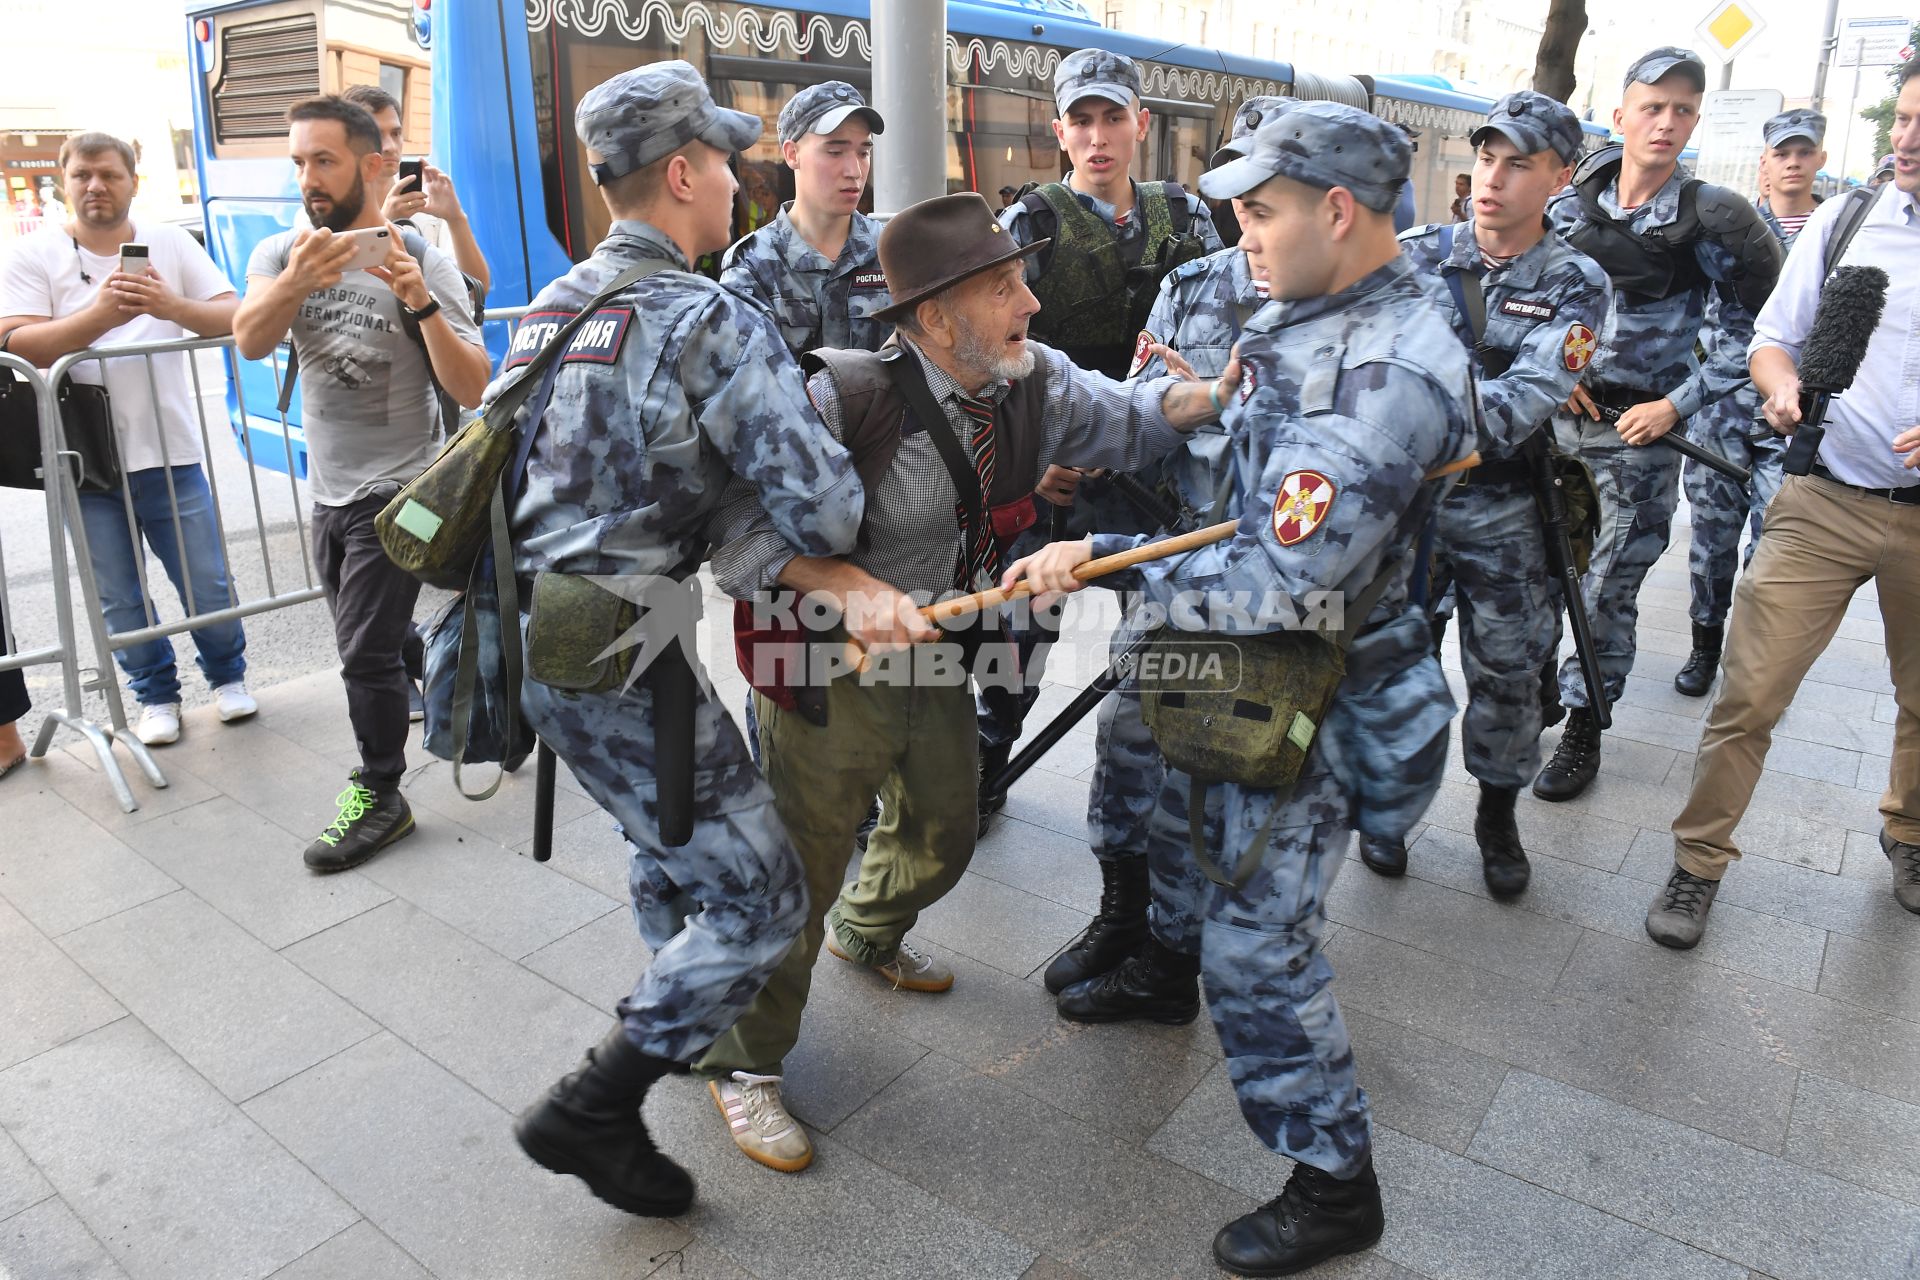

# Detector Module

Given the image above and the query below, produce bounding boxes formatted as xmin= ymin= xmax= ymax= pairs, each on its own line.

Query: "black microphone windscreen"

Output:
xmin=1799 ymin=265 xmax=1888 ymax=392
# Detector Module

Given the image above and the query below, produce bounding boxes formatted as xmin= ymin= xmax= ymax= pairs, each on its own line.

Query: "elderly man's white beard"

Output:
xmin=951 ymin=310 xmax=1037 ymax=384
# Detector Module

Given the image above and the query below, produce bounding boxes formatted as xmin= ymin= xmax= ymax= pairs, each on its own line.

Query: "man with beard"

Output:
xmin=698 ymin=192 xmax=1235 ymax=1173
xmin=234 ymin=95 xmax=489 ymax=871
xmin=1 ymin=132 xmax=252 ymax=749
xmin=340 ymin=82 xmax=491 ymax=293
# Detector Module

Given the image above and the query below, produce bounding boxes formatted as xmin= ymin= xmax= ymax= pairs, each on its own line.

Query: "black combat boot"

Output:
xmin=514 ymin=1025 xmax=694 ymax=1217
xmin=1358 ymin=834 xmax=1408 ymax=877
xmin=1056 ymin=936 xmax=1201 ymax=1025
xmin=1673 ymin=622 xmax=1724 ymax=697
xmin=1532 ymin=706 xmax=1601 ymax=801
xmin=977 ymin=739 xmax=1011 ymax=838
xmin=1538 ymin=658 xmax=1565 ymax=729
xmin=1213 ymin=1157 xmax=1385 ymax=1277
xmin=1475 ymin=784 xmax=1530 ymax=897
xmin=1043 ymin=858 xmax=1149 ymax=993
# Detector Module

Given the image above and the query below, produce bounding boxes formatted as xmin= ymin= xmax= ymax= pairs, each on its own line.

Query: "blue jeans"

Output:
xmin=77 ymin=464 xmax=246 ymax=707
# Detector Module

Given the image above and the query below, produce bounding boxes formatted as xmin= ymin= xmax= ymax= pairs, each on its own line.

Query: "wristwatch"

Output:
xmin=401 ymin=297 xmax=442 ymax=322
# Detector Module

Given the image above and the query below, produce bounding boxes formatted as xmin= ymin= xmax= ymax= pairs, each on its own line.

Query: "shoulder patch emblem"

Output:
xmin=1272 ymin=469 xmax=1336 ymax=547
xmin=502 ymin=310 xmax=573 ymax=369
xmin=1562 ymin=323 xmax=1597 ymax=373
xmin=1127 ymin=329 xmax=1158 ymax=378
xmin=1498 ymin=298 xmax=1556 ymax=321
xmin=852 ymin=269 xmax=888 ymax=289
xmin=557 ymin=307 xmax=635 ymax=366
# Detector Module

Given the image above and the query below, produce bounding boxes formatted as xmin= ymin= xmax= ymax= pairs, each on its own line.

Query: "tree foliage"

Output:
xmin=1859 ymin=22 xmax=1919 ymax=163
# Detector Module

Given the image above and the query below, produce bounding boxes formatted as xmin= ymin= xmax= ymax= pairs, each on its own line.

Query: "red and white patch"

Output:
xmin=1563 ymin=323 xmax=1597 ymax=373
xmin=1272 ymin=469 xmax=1336 ymax=547
xmin=1239 ymin=361 xmax=1256 ymax=403
xmin=1127 ymin=329 xmax=1158 ymax=378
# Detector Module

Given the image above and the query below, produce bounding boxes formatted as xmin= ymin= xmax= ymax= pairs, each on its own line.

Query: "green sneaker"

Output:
xmin=303 ymin=772 xmax=415 ymax=872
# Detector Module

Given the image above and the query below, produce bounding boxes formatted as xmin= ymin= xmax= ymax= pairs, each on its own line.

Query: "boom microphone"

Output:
xmin=1782 ymin=265 xmax=1889 ymax=475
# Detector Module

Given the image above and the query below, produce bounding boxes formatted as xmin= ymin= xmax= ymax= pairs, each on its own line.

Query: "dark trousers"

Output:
xmin=312 ymin=494 xmax=420 ymax=791
xmin=0 ymin=597 xmax=27 ymax=725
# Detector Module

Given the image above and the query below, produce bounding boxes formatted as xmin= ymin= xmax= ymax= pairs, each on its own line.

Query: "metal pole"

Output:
xmin=1719 ymin=57 xmax=1734 ymax=92
xmin=1837 ymin=43 xmax=1864 ymax=182
xmin=871 ymin=0 xmax=949 ymax=218
xmin=1810 ymin=0 xmax=1844 ymax=113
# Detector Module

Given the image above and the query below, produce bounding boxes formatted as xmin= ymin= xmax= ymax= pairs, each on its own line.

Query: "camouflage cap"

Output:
xmin=1471 ymin=90 xmax=1585 ymax=166
xmin=1212 ymin=95 xmax=1298 ymax=166
xmin=1199 ymin=101 xmax=1411 ymax=213
xmin=1054 ymin=48 xmax=1143 ymax=115
xmin=1623 ymin=46 xmax=1707 ymax=92
xmin=575 ymin=60 xmax=763 ymax=184
xmin=778 ymin=80 xmax=885 ymax=146
xmin=1763 ymin=108 xmax=1826 ymax=149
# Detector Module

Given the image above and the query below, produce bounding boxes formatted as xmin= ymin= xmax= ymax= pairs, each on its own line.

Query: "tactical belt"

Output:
xmin=1810 ymin=461 xmax=1920 ymax=506
xmin=1459 ymin=456 xmax=1532 ymax=487
xmin=1586 ymin=385 xmax=1658 ymax=416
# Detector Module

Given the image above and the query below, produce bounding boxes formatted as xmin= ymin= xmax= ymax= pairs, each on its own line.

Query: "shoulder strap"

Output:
xmin=1437 ymin=225 xmax=1488 ymax=344
xmin=1823 ymin=184 xmax=1882 ymax=278
xmin=881 ymin=348 xmax=990 ymax=556
xmin=1163 ymin=182 xmax=1191 ymax=236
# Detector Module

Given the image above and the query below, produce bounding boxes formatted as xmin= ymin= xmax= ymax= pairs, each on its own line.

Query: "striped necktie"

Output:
xmin=954 ymin=394 xmax=1002 ymax=589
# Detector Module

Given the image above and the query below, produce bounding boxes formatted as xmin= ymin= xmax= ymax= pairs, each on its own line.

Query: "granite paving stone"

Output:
xmin=0 ymin=1195 xmax=130 ymax=1280
xmin=1417 ymin=779 xmax=1642 ymax=872
xmin=967 ymin=815 xmax=1103 ymax=914
xmin=1467 ymin=1070 xmax=1920 ymax=1280
xmin=114 ymin=795 xmax=393 ymax=950
xmin=910 ymin=869 xmax=1092 ymax=981
xmin=0 ymin=896 xmax=124 ymax=1072
xmin=1816 ymin=930 xmax=1920 ymax=1022
xmin=835 ymin=1052 xmax=1249 ymax=1279
xmin=267 ymin=1220 xmax=432 ymax=1280
xmin=283 ymin=899 xmax=612 ymax=1110
xmin=0 ymin=1125 xmax=50 ymax=1223
xmin=1402 ymin=824 xmax=1828 ymax=992
xmin=58 ymin=891 xmax=377 ymax=1102
xmin=0 ymin=783 xmax=178 ymax=936
xmin=1325 ymin=929 xmax=1800 ymax=1152
xmin=0 ymin=1019 xmax=356 ymax=1280
xmin=1783 ymin=1073 xmax=1920 ymax=1207
xmin=518 ymin=809 xmax=636 ymax=902
xmin=244 ymin=1032 xmax=685 ymax=1280
xmin=520 ymin=906 xmax=652 ymax=1012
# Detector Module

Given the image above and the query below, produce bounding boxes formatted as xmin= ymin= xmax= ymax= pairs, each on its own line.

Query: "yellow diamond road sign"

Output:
xmin=1697 ymin=0 xmax=1767 ymax=61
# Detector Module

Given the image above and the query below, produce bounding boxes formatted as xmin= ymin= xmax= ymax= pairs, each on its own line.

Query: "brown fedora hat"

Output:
xmin=873 ymin=193 xmax=1051 ymax=322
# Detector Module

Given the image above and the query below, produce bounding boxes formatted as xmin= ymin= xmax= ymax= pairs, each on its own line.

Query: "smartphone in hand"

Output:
xmin=398 ymin=158 xmax=424 ymax=190
xmin=119 ymin=243 xmax=150 ymax=277
xmin=334 ymin=226 xmax=393 ymax=272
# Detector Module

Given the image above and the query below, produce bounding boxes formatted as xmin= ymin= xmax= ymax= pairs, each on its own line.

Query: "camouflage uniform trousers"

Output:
xmin=521 ymin=677 xmax=808 ymax=1064
xmin=1086 ymin=597 xmax=1161 ymax=863
xmin=1683 ymin=412 xmax=1786 ymax=628
xmin=1428 ymin=480 xmax=1557 ymax=789
xmin=1141 ymin=762 xmax=1373 ymax=1180
xmin=1551 ymin=413 xmax=1683 ymax=709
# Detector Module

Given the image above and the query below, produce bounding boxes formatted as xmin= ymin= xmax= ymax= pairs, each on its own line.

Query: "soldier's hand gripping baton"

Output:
xmin=1526 ymin=433 xmax=1611 ymax=731
xmin=1594 ymin=405 xmax=1751 ymax=483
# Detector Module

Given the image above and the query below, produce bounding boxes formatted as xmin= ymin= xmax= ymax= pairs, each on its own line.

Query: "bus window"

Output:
xmin=203 ymin=1 xmax=323 ymax=159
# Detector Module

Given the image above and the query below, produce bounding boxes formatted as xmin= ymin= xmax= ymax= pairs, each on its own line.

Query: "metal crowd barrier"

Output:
xmin=14 ymin=305 xmax=531 ymax=812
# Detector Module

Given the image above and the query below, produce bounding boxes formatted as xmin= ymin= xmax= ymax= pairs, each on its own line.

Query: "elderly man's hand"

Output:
xmin=1000 ymin=538 xmax=1093 ymax=599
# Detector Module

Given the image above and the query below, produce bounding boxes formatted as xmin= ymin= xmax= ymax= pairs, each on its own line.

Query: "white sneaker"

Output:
xmin=708 ymin=1071 xmax=814 ymax=1172
xmin=214 ymin=681 xmax=258 ymax=723
xmin=134 ymin=703 xmax=181 ymax=746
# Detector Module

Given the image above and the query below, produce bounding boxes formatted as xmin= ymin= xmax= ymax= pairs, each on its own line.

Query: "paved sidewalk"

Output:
xmin=2 ymin=524 xmax=1918 ymax=1280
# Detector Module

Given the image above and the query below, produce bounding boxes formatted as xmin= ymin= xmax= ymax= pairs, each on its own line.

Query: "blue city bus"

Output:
xmin=182 ymin=0 xmax=1606 ymax=475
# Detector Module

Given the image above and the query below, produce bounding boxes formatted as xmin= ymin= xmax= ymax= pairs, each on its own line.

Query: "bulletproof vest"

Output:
xmin=1024 ymin=181 xmax=1207 ymax=377
xmin=800 ymin=344 xmax=1048 ymax=534
xmin=1564 ymin=146 xmax=1779 ymax=315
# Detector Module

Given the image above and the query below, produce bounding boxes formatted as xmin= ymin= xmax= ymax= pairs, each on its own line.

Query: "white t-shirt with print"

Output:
xmin=0 ymin=221 xmax=235 ymax=473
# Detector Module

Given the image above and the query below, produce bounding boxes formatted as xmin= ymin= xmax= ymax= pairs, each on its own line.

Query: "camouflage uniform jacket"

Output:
xmin=719 ymin=204 xmax=891 ymax=357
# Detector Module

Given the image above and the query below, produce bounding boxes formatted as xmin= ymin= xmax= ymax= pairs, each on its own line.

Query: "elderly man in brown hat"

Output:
xmin=700 ymin=191 xmax=1236 ymax=1173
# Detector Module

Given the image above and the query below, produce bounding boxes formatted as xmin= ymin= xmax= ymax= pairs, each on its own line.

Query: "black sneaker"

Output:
xmin=1213 ymin=1158 xmax=1385 ymax=1277
xmin=303 ymin=772 xmax=416 ymax=872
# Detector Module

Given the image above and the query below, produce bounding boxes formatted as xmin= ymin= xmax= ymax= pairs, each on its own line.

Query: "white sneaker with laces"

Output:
xmin=214 ymin=681 xmax=258 ymax=723
xmin=708 ymin=1071 xmax=813 ymax=1172
xmin=826 ymin=934 xmax=955 ymax=992
xmin=134 ymin=703 xmax=181 ymax=746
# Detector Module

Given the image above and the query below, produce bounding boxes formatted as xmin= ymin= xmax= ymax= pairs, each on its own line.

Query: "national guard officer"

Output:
xmin=1535 ymin=47 xmax=1780 ymax=801
xmin=1005 ymin=102 xmax=1475 ymax=1277
xmin=1673 ymin=108 xmax=1820 ymax=696
xmin=501 ymin=62 xmax=865 ymax=1218
xmin=1040 ymin=95 xmax=1291 ymax=1002
xmin=720 ymin=81 xmax=889 ymax=358
xmin=976 ymin=48 xmax=1226 ymax=824
xmin=1395 ymin=92 xmax=1611 ymax=893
